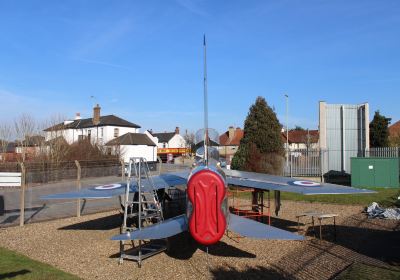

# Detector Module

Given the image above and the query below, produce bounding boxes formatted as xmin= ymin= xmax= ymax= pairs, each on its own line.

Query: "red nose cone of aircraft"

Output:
xmin=187 ymin=169 xmax=227 ymax=246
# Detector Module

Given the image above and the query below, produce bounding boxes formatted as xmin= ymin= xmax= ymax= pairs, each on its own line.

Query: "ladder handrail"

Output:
xmin=122 ymin=157 xmax=164 ymax=230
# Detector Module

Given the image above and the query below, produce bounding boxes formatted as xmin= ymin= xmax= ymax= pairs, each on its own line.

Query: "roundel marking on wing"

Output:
xmin=94 ymin=183 xmax=122 ymax=190
xmin=292 ymin=181 xmax=320 ymax=187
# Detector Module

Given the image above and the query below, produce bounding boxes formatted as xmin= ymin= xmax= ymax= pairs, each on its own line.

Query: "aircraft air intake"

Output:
xmin=187 ymin=168 xmax=227 ymax=245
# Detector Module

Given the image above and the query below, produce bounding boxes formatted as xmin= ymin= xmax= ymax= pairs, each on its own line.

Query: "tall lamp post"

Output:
xmin=284 ymin=94 xmax=289 ymax=167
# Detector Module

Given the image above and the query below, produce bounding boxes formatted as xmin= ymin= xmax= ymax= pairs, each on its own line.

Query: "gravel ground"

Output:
xmin=0 ymin=200 xmax=399 ymax=280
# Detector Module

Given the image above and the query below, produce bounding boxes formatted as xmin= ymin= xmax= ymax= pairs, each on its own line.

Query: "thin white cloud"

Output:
xmin=175 ymin=0 xmax=208 ymax=16
xmin=73 ymin=57 xmax=130 ymax=70
xmin=73 ymin=17 xmax=134 ymax=57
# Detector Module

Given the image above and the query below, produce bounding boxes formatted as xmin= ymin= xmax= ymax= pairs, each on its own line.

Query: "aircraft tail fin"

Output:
xmin=111 ymin=214 xmax=188 ymax=241
xmin=227 ymin=213 xmax=304 ymax=240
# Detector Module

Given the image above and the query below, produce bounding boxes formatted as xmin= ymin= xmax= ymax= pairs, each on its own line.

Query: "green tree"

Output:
xmin=370 ymin=111 xmax=391 ymax=147
xmin=231 ymin=96 xmax=284 ymax=174
xmin=294 ymin=125 xmax=304 ymax=131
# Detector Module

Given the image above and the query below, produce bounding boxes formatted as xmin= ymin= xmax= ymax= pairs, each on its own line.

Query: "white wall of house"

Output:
xmin=156 ymin=141 xmax=163 ymax=148
xmin=144 ymin=130 xmax=159 ymax=146
xmin=156 ymin=134 xmax=186 ymax=148
xmin=45 ymin=128 xmax=71 ymax=143
xmin=284 ymin=142 xmax=319 ymax=150
xmin=102 ymin=126 xmax=139 ymax=144
xmin=46 ymin=126 xmax=139 ymax=145
xmin=169 ymin=134 xmax=186 ymax=148
xmin=120 ymin=145 xmax=157 ymax=163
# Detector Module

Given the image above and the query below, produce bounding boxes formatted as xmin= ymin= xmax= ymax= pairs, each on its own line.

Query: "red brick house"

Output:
xmin=219 ymin=127 xmax=244 ymax=164
xmin=389 ymin=120 xmax=400 ymax=145
xmin=281 ymin=129 xmax=319 ymax=150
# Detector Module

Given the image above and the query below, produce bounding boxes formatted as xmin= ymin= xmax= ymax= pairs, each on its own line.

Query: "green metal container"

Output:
xmin=351 ymin=157 xmax=399 ymax=188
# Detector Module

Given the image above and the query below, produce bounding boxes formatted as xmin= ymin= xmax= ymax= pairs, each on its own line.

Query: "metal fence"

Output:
xmin=283 ymin=149 xmax=322 ymax=177
xmin=365 ymin=147 xmax=400 ymax=158
xmin=0 ymin=159 xmax=191 ymax=228
xmin=284 ymin=147 xmax=400 ymax=178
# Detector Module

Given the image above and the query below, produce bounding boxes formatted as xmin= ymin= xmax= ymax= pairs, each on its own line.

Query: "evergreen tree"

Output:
xmin=370 ymin=111 xmax=391 ymax=147
xmin=294 ymin=126 xmax=304 ymax=131
xmin=231 ymin=97 xmax=284 ymax=174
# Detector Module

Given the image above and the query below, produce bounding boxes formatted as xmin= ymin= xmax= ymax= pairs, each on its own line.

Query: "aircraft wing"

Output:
xmin=41 ymin=171 xmax=189 ymax=200
xmin=228 ymin=213 xmax=303 ymax=240
xmin=111 ymin=213 xmax=303 ymax=241
xmin=111 ymin=214 xmax=188 ymax=241
xmin=225 ymin=169 xmax=375 ymax=195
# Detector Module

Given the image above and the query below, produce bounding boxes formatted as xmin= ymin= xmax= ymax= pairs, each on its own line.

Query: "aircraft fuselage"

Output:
xmin=187 ymin=165 xmax=228 ymax=245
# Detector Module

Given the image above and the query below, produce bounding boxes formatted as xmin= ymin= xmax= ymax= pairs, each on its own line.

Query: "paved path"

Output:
xmin=0 ymin=176 xmax=123 ymax=227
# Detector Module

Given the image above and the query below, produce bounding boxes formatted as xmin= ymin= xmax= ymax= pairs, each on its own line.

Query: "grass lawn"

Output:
xmin=336 ymin=263 xmax=400 ymax=280
xmin=0 ymin=246 xmax=79 ymax=280
xmin=229 ymin=186 xmax=400 ymax=207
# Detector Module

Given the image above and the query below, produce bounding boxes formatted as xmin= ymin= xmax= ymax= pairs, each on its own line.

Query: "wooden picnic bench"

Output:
xmin=296 ymin=211 xmax=339 ymax=240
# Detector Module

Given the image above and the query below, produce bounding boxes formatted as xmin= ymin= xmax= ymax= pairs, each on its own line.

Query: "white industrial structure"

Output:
xmin=319 ymin=101 xmax=369 ymax=173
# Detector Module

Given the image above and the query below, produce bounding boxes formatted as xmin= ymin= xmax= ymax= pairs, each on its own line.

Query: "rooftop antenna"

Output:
xmin=203 ymin=34 xmax=209 ymax=166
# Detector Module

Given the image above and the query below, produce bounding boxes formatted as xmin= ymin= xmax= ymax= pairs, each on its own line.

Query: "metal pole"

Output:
xmin=120 ymin=159 xmax=125 ymax=181
xmin=157 ymin=156 xmax=162 ymax=175
xmin=341 ymin=105 xmax=346 ymax=172
xmin=285 ymin=94 xmax=289 ymax=167
xmin=138 ymin=158 xmax=142 ymax=266
xmin=75 ymin=160 xmax=81 ymax=218
xmin=203 ymin=34 xmax=209 ymax=166
xmin=19 ymin=162 xmax=25 ymax=227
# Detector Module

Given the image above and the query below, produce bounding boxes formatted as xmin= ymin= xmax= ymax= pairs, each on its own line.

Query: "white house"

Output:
xmin=44 ymin=105 xmax=140 ymax=145
xmin=150 ymin=127 xmax=187 ymax=162
xmin=151 ymin=127 xmax=186 ymax=149
xmin=44 ymin=104 xmax=157 ymax=162
xmin=105 ymin=133 xmax=157 ymax=163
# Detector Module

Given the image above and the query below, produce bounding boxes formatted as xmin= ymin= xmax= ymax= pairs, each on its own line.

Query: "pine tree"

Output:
xmin=370 ymin=111 xmax=391 ymax=147
xmin=231 ymin=96 xmax=284 ymax=174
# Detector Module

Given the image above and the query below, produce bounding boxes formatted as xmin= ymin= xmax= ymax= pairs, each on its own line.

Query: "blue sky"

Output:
xmin=0 ymin=0 xmax=399 ymax=135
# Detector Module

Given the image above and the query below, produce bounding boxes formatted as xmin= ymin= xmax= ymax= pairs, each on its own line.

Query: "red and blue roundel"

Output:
xmin=94 ymin=183 xmax=122 ymax=190
xmin=291 ymin=180 xmax=320 ymax=187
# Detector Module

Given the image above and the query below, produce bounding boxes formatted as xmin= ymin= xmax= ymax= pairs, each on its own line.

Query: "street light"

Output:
xmin=284 ymin=94 xmax=289 ymax=167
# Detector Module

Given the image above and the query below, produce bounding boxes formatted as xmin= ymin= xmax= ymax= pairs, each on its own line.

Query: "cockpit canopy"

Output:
xmin=194 ymin=128 xmax=220 ymax=164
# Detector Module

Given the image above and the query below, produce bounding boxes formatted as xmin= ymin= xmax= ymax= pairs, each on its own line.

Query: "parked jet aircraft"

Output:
xmin=42 ymin=36 xmax=374 ymax=249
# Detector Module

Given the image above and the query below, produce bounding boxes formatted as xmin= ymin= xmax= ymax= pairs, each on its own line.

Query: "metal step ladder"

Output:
xmin=119 ymin=157 xmax=166 ymax=267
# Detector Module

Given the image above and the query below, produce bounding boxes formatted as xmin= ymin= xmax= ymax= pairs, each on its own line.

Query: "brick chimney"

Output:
xmin=228 ymin=126 xmax=235 ymax=140
xmin=75 ymin=112 xmax=81 ymax=120
xmin=93 ymin=104 xmax=101 ymax=125
xmin=175 ymin=127 xmax=180 ymax=135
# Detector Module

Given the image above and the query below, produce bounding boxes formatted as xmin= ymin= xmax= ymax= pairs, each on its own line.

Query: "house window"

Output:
xmin=114 ymin=128 xmax=119 ymax=138
xmin=88 ymin=130 xmax=91 ymax=140
xmin=100 ymin=128 xmax=104 ymax=138
xmin=163 ymin=143 xmax=166 ymax=148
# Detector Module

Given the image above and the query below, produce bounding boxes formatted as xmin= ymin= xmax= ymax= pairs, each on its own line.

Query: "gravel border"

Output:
xmin=0 ymin=200 xmax=398 ymax=280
